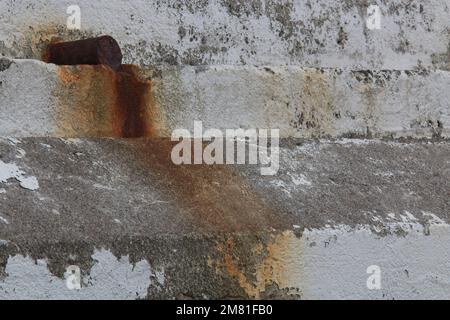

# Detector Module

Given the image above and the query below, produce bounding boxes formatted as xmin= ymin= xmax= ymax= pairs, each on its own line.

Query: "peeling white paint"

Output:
xmin=39 ymin=143 xmax=52 ymax=149
xmin=0 ymin=220 xmax=448 ymax=299
xmin=19 ymin=176 xmax=39 ymax=191
xmin=289 ymin=173 xmax=312 ymax=186
xmin=0 ymin=215 xmax=9 ymax=225
xmin=262 ymin=217 xmax=450 ymax=299
xmin=0 ymin=249 xmax=152 ymax=300
xmin=422 ymin=211 xmax=447 ymax=225
xmin=7 ymin=138 xmax=21 ymax=145
xmin=15 ymin=148 xmax=26 ymax=159
xmin=0 ymin=160 xmax=39 ymax=191
xmin=0 ymin=160 xmax=21 ymax=183
xmin=269 ymin=179 xmax=292 ymax=197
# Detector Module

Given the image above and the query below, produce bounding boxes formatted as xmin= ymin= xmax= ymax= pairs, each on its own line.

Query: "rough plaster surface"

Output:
xmin=1 ymin=58 xmax=449 ymax=138
xmin=0 ymin=159 xmax=39 ymax=191
xmin=291 ymin=222 xmax=450 ymax=300
xmin=0 ymin=0 xmax=449 ymax=300
xmin=0 ymin=138 xmax=448 ymax=299
xmin=1 ymin=223 xmax=450 ymax=300
xmin=155 ymin=66 xmax=450 ymax=138
xmin=0 ymin=0 xmax=448 ymax=69
xmin=0 ymin=249 xmax=152 ymax=300
xmin=0 ymin=59 xmax=58 ymax=137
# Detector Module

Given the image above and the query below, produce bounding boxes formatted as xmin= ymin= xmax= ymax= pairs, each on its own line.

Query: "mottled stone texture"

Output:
xmin=0 ymin=138 xmax=449 ymax=299
xmin=0 ymin=0 xmax=448 ymax=69
xmin=0 ymin=59 xmax=449 ymax=139
xmin=1 ymin=0 xmax=450 ymax=300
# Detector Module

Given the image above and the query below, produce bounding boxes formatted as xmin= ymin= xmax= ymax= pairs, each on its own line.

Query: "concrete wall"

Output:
xmin=0 ymin=0 xmax=450 ymax=300
xmin=0 ymin=0 xmax=449 ymax=70
xmin=0 ymin=138 xmax=449 ymax=299
xmin=1 ymin=0 xmax=448 ymax=139
xmin=1 ymin=59 xmax=449 ymax=138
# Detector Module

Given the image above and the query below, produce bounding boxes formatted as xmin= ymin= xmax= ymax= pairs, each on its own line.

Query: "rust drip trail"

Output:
xmin=48 ymin=36 xmax=287 ymax=233
xmin=51 ymin=36 xmax=155 ymax=138
xmin=114 ymin=65 xmax=152 ymax=138
xmin=125 ymin=139 xmax=289 ymax=232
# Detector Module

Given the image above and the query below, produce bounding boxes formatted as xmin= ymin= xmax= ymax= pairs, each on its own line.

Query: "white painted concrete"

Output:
xmin=0 ymin=0 xmax=448 ymax=69
xmin=0 ymin=249 xmax=152 ymax=300
xmin=1 ymin=60 xmax=449 ymax=138
xmin=0 ymin=0 xmax=449 ymax=300
xmin=0 ymin=159 xmax=39 ymax=191
xmin=298 ymin=221 xmax=450 ymax=299
xmin=1 ymin=219 xmax=448 ymax=299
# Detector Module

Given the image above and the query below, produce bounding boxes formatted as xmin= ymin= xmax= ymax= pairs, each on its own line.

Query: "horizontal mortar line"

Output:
xmin=2 ymin=57 xmax=450 ymax=73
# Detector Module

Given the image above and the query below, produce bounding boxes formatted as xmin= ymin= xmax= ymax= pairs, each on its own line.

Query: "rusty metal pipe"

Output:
xmin=43 ymin=36 xmax=123 ymax=70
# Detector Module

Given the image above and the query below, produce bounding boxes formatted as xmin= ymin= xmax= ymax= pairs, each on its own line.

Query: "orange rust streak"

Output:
xmin=213 ymin=234 xmax=294 ymax=298
xmin=128 ymin=139 xmax=282 ymax=233
xmin=55 ymin=62 xmax=282 ymax=233
xmin=114 ymin=65 xmax=152 ymax=138
xmin=56 ymin=64 xmax=156 ymax=138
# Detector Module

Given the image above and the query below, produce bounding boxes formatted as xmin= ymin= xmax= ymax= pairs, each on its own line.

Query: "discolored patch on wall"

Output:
xmin=55 ymin=64 xmax=166 ymax=138
xmin=4 ymin=23 xmax=97 ymax=61
xmin=209 ymin=231 xmax=303 ymax=299
xmin=291 ymin=69 xmax=335 ymax=137
xmin=124 ymin=139 xmax=288 ymax=232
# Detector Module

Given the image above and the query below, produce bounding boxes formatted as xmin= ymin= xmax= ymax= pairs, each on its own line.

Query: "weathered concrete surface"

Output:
xmin=1 ymin=58 xmax=449 ymax=139
xmin=0 ymin=138 xmax=449 ymax=299
xmin=0 ymin=0 xmax=448 ymax=70
xmin=155 ymin=66 xmax=450 ymax=139
xmin=1 ymin=0 xmax=449 ymax=301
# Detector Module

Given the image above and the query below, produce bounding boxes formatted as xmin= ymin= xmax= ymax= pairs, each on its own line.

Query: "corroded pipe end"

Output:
xmin=44 ymin=35 xmax=123 ymax=70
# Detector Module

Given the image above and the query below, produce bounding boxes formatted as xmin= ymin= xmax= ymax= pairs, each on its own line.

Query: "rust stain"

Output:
xmin=54 ymin=64 xmax=281 ymax=231
xmin=114 ymin=65 xmax=154 ymax=137
xmin=41 ymin=38 xmax=62 ymax=63
xmin=212 ymin=232 xmax=299 ymax=298
xmin=292 ymin=69 xmax=334 ymax=137
xmin=56 ymin=64 xmax=160 ymax=138
xmin=39 ymin=35 xmax=160 ymax=138
xmin=127 ymin=139 xmax=284 ymax=232
xmin=49 ymin=36 xmax=285 ymax=233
